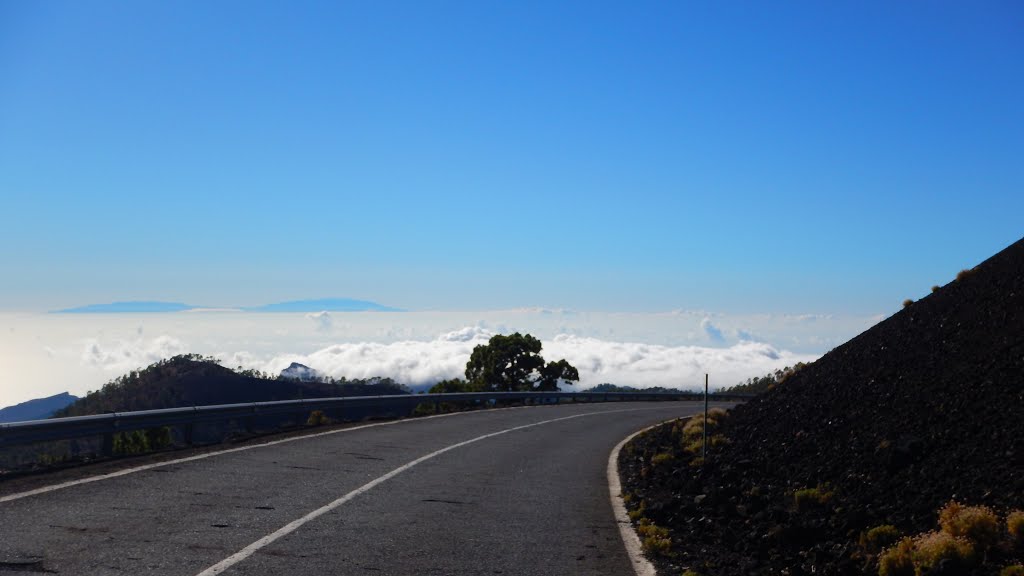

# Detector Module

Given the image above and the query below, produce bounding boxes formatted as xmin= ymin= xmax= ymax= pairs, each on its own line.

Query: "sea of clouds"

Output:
xmin=0 ymin=309 xmax=883 ymax=407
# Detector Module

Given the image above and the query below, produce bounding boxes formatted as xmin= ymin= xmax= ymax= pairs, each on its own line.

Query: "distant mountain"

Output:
xmin=0 ymin=392 xmax=80 ymax=423
xmin=54 ymin=355 xmax=409 ymax=417
xmin=246 ymin=298 xmax=400 ymax=312
xmin=55 ymin=301 xmax=194 ymax=313
xmin=280 ymin=362 xmax=322 ymax=382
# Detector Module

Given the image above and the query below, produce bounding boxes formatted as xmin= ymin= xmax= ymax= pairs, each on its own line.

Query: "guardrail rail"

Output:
xmin=0 ymin=391 xmax=751 ymax=468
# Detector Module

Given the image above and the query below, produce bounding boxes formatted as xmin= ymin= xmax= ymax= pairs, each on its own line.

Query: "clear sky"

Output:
xmin=2 ymin=1 xmax=1022 ymax=314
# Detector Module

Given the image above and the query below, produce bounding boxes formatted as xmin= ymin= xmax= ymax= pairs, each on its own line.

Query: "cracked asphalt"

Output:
xmin=0 ymin=401 xmax=723 ymax=575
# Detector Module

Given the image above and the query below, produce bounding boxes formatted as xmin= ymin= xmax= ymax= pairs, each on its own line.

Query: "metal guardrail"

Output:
xmin=0 ymin=391 xmax=752 ymax=454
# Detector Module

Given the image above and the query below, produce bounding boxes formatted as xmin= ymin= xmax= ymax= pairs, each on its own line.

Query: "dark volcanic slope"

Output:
xmin=624 ymin=237 xmax=1024 ymax=575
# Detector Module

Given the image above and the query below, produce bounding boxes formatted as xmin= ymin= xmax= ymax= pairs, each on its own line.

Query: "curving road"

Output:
xmin=0 ymin=401 xmax=728 ymax=575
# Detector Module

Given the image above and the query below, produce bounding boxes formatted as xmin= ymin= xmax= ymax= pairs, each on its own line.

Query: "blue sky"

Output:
xmin=2 ymin=1 xmax=1022 ymax=314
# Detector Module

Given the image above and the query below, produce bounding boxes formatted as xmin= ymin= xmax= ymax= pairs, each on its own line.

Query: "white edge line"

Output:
xmin=195 ymin=407 xmax=651 ymax=576
xmin=0 ymin=403 xmax=545 ymax=504
xmin=608 ymin=415 xmax=694 ymax=576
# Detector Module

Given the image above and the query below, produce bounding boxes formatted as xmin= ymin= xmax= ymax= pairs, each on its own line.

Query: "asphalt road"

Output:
xmin=0 ymin=401 xmax=727 ymax=575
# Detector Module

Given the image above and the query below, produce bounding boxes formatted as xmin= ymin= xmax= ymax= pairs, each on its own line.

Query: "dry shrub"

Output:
xmin=306 ymin=410 xmax=331 ymax=426
xmin=1008 ymin=510 xmax=1024 ymax=547
xmin=911 ymin=531 xmax=976 ymax=572
xmin=956 ymin=268 xmax=975 ymax=281
xmin=931 ymin=285 xmax=940 ymax=293
xmin=938 ymin=501 xmax=1000 ymax=548
xmin=709 ymin=434 xmax=730 ymax=447
xmin=681 ymin=410 xmax=729 ymax=452
xmin=902 ymin=299 xmax=914 ymax=308
xmin=1002 ymin=566 xmax=1024 ymax=576
xmin=878 ymin=537 xmax=915 ymax=576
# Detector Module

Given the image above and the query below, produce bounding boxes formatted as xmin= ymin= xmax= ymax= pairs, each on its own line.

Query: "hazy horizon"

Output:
xmin=0 ymin=306 xmax=888 ymax=408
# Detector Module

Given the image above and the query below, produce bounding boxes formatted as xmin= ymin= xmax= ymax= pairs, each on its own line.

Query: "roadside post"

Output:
xmin=702 ymin=373 xmax=708 ymax=458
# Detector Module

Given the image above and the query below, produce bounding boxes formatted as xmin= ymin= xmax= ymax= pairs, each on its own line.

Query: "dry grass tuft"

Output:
xmin=793 ymin=486 xmax=833 ymax=512
xmin=651 ymin=452 xmax=675 ymax=466
xmin=638 ymin=519 xmax=672 ymax=556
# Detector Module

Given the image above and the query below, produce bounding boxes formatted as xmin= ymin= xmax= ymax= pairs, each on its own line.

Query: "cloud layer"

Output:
xmin=0 ymin=309 xmax=879 ymax=407
xmin=251 ymin=327 xmax=816 ymax=391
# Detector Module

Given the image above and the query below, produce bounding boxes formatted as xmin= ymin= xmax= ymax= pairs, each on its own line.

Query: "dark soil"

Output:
xmin=620 ymin=237 xmax=1024 ymax=575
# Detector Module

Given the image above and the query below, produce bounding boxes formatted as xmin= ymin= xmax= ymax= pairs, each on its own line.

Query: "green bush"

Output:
xmin=1001 ymin=566 xmax=1024 ymax=576
xmin=112 ymin=427 xmax=172 ymax=455
xmin=412 ymin=402 xmax=436 ymax=416
xmin=860 ymin=525 xmax=901 ymax=554
xmin=145 ymin=426 xmax=172 ymax=449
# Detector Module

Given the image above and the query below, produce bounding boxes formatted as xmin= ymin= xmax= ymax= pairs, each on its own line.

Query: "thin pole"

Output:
xmin=702 ymin=373 xmax=708 ymax=459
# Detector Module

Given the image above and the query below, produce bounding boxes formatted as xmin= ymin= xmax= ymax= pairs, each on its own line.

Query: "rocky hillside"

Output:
xmin=621 ymin=237 xmax=1024 ymax=575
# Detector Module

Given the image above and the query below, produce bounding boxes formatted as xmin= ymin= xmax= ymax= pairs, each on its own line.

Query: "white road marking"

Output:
xmin=0 ymin=404 xmax=537 ymax=504
xmin=194 ymin=407 xmax=657 ymax=576
xmin=607 ymin=415 xmax=697 ymax=576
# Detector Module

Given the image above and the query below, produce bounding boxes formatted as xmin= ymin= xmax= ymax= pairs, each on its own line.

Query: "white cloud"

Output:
xmin=544 ymin=335 xmax=811 ymax=389
xmin=735 ymin=328 xmax=760 ymax=341
xmin=257 ymin=328 xmax=492 ymax=385
xmin=701 ymin=317 xmax=725 ymax=343
xmin=306 ymin=311 xmax=333 ymax=332
xmin=80 ymin=335 xmax=188 ymax=374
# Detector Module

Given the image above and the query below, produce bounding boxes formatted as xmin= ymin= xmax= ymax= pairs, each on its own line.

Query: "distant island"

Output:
xmin=52 ymin=298 xmax=399 ymax=314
